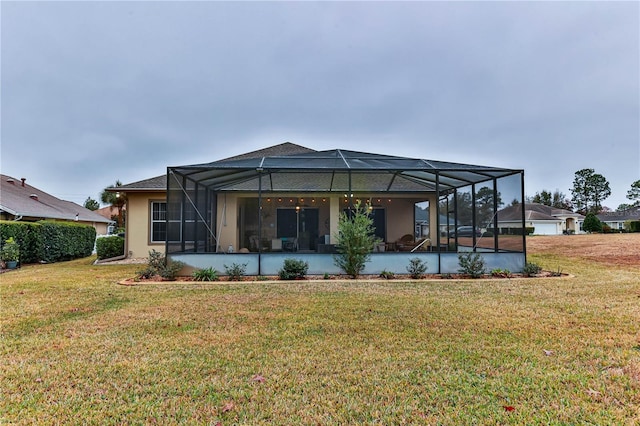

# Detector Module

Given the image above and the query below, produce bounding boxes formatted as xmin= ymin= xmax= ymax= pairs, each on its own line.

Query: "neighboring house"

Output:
xmin=96 ymin=205 xmax=126 ymax=233
xmin=0 ymin=174 xmax=113 ymax=234
xmin=497 ymin=203 xmax=585 ymax=235
xmin=112 ymin=142 xmax=527 ymax=274
xmin=598 ymin=206 xmax=640 ymax=231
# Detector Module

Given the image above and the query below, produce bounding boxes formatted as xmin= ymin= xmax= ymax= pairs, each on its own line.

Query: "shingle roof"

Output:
xmin=117 ymin=142 xmax=315 ymax=191
xmin=598 ymin=206 xmax=640 ymax=222
xmin=497 ymin=203 xmax=583 ymax=222
xmin=0 ymin=175 xmax=113 ymax=223
xmin=114 ymin=175 xmax=167 ymax=191
xmin=174 ymin=146 xmax=521 ymax=193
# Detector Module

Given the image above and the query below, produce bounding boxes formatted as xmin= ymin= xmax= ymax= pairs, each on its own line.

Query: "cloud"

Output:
xmin=1 ymin=1 xmax=638 ymax=209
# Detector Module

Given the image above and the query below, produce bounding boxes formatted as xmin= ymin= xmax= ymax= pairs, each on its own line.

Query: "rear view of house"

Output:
xmin=113 ymin=143 xmax=527 ymax=275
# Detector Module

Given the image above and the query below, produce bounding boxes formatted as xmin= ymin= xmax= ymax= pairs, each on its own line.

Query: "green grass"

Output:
xmin=1 ymin=255 xmax=639 ymax=424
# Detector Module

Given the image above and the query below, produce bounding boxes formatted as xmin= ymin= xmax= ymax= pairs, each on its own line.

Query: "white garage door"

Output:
xmin=533 ymin=222 xmax=559 ymax=235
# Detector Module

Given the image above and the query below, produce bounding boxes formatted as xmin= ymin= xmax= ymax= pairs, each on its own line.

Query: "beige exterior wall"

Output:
xmin=89 ymin=222 xmax=109 ymax=235
xmin=216 ymin=193 xmax=238 ymax=252
xmin=125 ymin=192 xmax=166 ymax=258
xmin=125 ymin=190 xmax=438 ymax=255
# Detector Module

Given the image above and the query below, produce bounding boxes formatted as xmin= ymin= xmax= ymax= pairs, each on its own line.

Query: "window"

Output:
xmin=151 ymin=202 xmax=167 ymax=243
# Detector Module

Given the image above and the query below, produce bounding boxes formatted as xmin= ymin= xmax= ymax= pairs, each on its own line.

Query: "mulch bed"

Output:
xmin=119 ymin=271 xmax=567 ymax=285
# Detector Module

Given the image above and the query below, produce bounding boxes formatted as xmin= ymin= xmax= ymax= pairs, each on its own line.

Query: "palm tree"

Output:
xmin=100 ymin=180 xmax=127 ymax=228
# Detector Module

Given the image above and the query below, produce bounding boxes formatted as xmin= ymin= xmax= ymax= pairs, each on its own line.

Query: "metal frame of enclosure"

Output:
xmin=166 ymin=149 xmax=526 ymax=275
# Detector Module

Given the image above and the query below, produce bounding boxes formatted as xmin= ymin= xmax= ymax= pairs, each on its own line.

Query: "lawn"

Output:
xmin=1 ymin=235 xmax=639 ymax=424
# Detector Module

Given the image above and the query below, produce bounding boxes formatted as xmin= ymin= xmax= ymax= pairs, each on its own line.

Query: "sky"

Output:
xmin=1 ymin=1 xmax=638 ymax=210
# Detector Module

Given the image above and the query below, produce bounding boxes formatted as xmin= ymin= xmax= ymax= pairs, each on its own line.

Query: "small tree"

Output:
xmin=83 ymin=197 xmax=100 ymax=211
xmin=333 ymin=201 xmax=380 ymax=278
xmin=627 ymin=180 xmax=640 ymax=207
xmin=100 ymin=180 xmax=127 ymax=228
xmin=582 ymin=212 xmax=603 ymax=233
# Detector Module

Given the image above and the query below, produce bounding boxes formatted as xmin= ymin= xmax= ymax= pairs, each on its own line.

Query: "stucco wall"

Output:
xmin=126 ymin=192 xmax=165 ymax=258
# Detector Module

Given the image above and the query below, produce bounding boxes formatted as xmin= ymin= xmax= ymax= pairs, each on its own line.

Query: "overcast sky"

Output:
xmin=2 ymin=1 xmax=638 ymax=210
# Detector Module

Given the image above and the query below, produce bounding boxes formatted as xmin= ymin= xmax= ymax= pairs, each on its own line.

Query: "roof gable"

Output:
xmin=0 ymin=174 xmax=112 ymax=223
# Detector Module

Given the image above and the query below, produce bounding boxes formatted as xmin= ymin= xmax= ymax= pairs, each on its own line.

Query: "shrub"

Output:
xmin=333 ymin=201 xmax=380 ymax=278
xmin=523 ymin=261 xmax=542 ymax=277
xmin=278 ymin=258 xmax=309 ymax=280
xmin=1 ymin=237 xmax=20 ymax=262
xmin=407 ymin=257 xmax=428 ymax=279
xmin=147 ymin=249 xmax=166 ymax=272
xmin=490 ymin=268 xmax=511 ymax=278
xmin=0 ymin=221 xmax=42 ymax=263
xmin=627 ymin=220 xmax=640 ymax=233
xmin=0 ymin=220 xmax=94 ymax=264
xmin=224 ymin=262 xmax=247 ymax=281
xmin=192 ymin=267 xmax=219 ymax=281
xmin=39 ymin=221 xmax=96 ymax=263
xmin=95 ymin=235 xmax=125 ymax=260
xmin=458 ymin=252 xmax=486 ymax=278
xmin=582 ymin=213 xmax=602 ymax=233
xmin=136 ymin=250 xmax=184 ymax=281
xmin=160 ymin=260 xmax=185 ymax=281
xmin=379 ymin=269 xmax=395 ymax=279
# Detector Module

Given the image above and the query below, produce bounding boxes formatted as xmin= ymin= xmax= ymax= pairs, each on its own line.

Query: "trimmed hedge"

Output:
xmin=96 ymin=235 xmax=125 ymax=260
xmin=0 ymin=220 xmax=96 ymax=264
xmin=0 ymin=221 xmax=43 ymax=263
xmin=629 ymin=220 xmax=640 ymax=233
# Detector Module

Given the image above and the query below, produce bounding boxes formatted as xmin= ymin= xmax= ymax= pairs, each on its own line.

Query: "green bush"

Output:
xmin=192 ymin=267 xmax=219 ymax=281
xmin=491 ymin=268 xmax=511 ymax=278
xmin=333 ymin=201 xmax=380 ymax=278
xmin=407 ymin=257 xmax=428 ymax=279
xmin=39 ymin=221 xmax=96 ymax=263
xmin=278 ymin=258 xmax=309 ymax=280
xmin=523 ymin=261 xmax=542 ymax=277
xmin=627 ymin=220 xmax=640 ymax=233
xmin=224 ymin=262 xmax=247 ymax=281
xmin=0 ymin=221 xmax=43 ymax=263
xmin=160 ymin=260 xmax=185 ymax=281
xmin=458 ymin=252 xmax=486 ymax=278
xmin=582 ymin=213 xmax=603 ymax=233
xmin=136 ymin=250 xmax=185 ymax=281
xmin=0 ymin=237 xmax=20 ymax=262
xmin=379 ymin=269 xmax=395 ymax=279
xmin=95 ymin=236 xmax=125 ymax=260
xmin=0 ymin=220 xmax=95 ymax=264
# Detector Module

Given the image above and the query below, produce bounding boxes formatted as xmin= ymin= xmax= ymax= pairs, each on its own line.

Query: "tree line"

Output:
xmin=529 ymin=169 xmax=639 ymax=215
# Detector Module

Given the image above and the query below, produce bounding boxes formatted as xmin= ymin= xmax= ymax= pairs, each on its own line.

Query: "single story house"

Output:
xmin=497 ymin=203 xmax=584 ymax=235
xmin=0 ymin=174 xmax=113 ymax=234
xmin=111 ymin=143 xmax=527 ymax=275
xmin=598 ymin=206 xmax=640 ymax=231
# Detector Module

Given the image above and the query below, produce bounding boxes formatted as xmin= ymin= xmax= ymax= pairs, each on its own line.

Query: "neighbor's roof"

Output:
xmin=497 ymin=203 xmax=583 ymax=222
xmin=598 ymin=206 xmax=640 ymax=222
xmin=0 ymin=175 xmax=113 ymax=223
xmin=170 ymin=145 xmax=522 ymax=193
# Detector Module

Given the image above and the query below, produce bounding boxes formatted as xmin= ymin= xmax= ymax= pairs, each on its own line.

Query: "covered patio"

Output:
xmin=165 ymin=149 xmax=526 ymax=275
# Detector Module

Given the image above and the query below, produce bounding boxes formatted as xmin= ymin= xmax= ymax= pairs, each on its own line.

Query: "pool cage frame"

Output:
xmin=165 ymin=149 xmax=526 ymax=275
